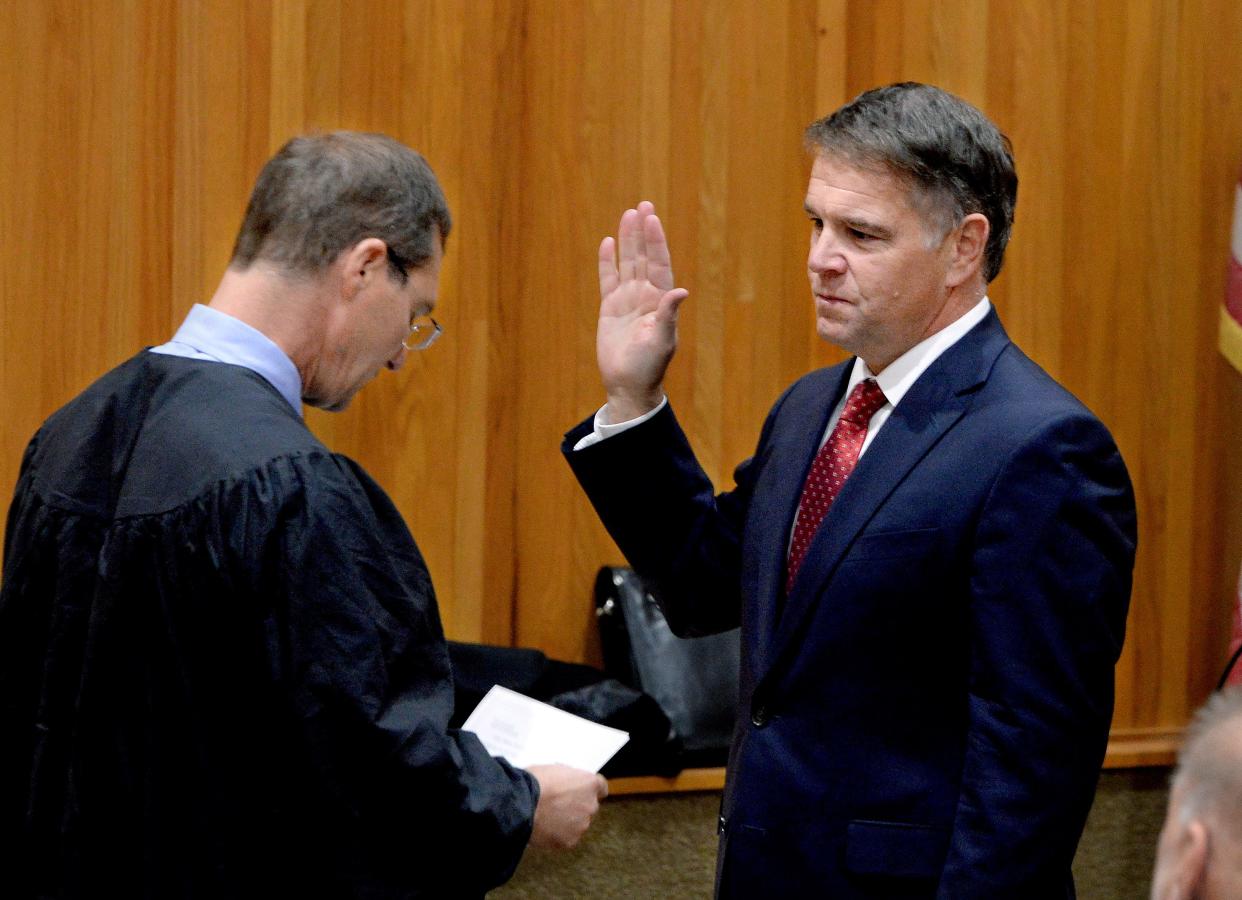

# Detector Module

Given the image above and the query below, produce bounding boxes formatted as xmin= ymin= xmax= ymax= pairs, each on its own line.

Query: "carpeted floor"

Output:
xmin=492 ymin=768 xmax=1170 ymax=898
xmin=493 ymin=792 xmax=718 ymax=899
xmin=1075 ymin=767 xmax=1170 ymax=897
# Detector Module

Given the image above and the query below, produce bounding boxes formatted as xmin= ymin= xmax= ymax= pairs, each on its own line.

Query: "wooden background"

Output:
xmin=3 ymin=0 xmax=1241 ymax=765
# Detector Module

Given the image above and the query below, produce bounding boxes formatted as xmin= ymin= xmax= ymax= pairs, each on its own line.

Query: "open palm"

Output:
xmin=596 ymin=201 xmax=689 ymax=420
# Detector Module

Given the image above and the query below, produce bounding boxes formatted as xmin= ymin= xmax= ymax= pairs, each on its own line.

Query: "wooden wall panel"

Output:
xmin=0 ymin=0 xmax=174 ymax=498
xmin=2 ymin=0 xmax=1242 ymax=763
xmin=172 ymin=0 xmax=273 ymax=309
xmin=1187 ymin=0 xmax=1242 ymax=740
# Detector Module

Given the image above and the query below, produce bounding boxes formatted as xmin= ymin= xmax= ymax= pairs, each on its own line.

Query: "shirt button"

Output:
xmin=751 ymin=704 xmax=769 ymax=727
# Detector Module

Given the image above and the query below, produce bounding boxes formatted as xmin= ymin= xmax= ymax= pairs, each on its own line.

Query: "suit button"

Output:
xmin=751 ymin=704 xmax=769 ymax=727
xmin=718 ymin=815 xmax=727 ymax=835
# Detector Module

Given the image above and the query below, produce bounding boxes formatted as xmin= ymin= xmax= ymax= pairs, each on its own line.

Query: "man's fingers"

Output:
xmin=598 ymin=237 xmax=619 ymax=298
xmin=617 ymin=208 xmax=639 ymax=281
xmin=642 ymin=212 xmax=677 ymax=291
xmin=633 ymin=200 xmax=655 ymax=283
xmin=595 ymin=775 xmax=609 ymax=799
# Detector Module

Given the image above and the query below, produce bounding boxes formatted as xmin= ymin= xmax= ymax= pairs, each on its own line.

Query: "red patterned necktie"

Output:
xmin=785 ymin=378 xmax=888 ymax=593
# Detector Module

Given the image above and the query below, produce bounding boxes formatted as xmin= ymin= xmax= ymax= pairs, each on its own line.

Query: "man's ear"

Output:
xmin=945 ymin=212 xmax=989 ymax=289
xmin=339 ymin=238 xmax=389 ymax=300
xmin=1173 ymin=818 xmax=1210 ymax=899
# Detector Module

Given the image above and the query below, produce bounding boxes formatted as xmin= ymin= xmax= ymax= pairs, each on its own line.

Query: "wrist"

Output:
xmin=604 ymin=391 xmax=663 ymax=424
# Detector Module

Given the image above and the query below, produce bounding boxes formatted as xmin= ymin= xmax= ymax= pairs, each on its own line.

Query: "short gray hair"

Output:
xmin=1172 ymin=687 xmax=1242 ymax=838
xmin=805 ymin=82 xmax=1017 ymax=283
xmin=230 ymin=131 xmax=451 ymax=284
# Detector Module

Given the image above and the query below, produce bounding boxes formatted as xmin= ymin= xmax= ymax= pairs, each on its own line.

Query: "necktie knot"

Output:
xmin=840 ymin=378 xmax=887 ymax=426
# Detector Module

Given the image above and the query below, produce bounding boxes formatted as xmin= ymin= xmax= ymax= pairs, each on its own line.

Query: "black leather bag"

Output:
xmin=594 ymin=566 xmax=739 ymax=768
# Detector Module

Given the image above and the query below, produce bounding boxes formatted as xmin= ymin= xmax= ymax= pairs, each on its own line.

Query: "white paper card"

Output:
xmin=461 ymin=685 xmax=629 ymax=773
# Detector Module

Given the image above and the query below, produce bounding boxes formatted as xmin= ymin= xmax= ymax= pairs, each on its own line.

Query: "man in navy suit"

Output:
xmin=563 ymin=83 xmax=1136 ymax=897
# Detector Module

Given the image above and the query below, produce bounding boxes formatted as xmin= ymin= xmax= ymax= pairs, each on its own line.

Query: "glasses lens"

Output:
xmin=404 ymin=316 xmax=442 ymax=351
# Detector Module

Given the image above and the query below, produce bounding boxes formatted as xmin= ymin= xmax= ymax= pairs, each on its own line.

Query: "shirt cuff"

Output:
xmin=572 ymin=397 xmax=668 ymax=451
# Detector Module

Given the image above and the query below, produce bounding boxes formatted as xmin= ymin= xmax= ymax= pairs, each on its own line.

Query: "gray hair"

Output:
xmin=805 ymin=82 xmax=1017 ymax=283
xmin=1173 ymin=687 xmax=1242 ymax=839
xmin=230 ymin=131 xmax=451 ymax=284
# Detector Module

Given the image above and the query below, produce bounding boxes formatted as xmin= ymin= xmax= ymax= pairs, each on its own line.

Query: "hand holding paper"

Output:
xmin=527 ymin=764 xmax=609 ymax=850
xmin=462 ymin=686 xmax=620 ymax=850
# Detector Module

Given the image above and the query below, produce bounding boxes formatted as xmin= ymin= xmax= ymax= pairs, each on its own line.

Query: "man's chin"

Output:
xmin=815 ymin=318 xmax=851 ymax=347
xmin=304 ymin=393 xmax=354 ymax=413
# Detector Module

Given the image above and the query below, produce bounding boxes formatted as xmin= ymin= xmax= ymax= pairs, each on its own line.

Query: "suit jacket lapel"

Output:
xmin=747 ymin=363 xmax=852 ymax=678
xmin=761 ymin=309 xmax=1012 ymax=682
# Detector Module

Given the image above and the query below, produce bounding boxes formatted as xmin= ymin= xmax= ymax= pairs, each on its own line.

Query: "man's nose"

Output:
xmin=386 ymin=345 xmax=408 ymax=372
xmin=808 ymin=234 xmax=847 ymax=276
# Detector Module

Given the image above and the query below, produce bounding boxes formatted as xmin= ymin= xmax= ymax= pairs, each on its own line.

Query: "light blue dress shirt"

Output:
xmin=150 ymin=304 xmax=303 ymax=416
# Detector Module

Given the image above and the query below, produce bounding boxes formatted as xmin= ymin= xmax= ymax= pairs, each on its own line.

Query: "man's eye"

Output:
xmin=848 ymin=227 xmax=875 ymax=241
xmin=809 ymin=218 xmax=823 ymax=231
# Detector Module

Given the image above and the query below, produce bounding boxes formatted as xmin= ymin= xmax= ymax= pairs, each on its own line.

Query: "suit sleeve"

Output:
xmin=937 ymin=412 xmax=1136 ymax=897
xmin=263 ymin=453 xmax=538 ymax=896
xmin=563 ymin=401 xmax=779 ymax=637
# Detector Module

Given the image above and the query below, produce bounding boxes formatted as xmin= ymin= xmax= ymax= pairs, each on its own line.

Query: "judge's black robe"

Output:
xmin=0 ymin=352 xmax=536 ymax=899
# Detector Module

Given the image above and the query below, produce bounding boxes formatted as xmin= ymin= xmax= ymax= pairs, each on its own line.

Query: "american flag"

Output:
xmin=1222 ymin=170 xmax=1242 ymax=373
xmin=1226 ymin=567 xmax=1242 ymax=688
xmin=1221 ymin=169 xmax=1242 ymax=687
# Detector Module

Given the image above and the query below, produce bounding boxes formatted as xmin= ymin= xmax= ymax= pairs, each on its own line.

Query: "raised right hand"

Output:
xmin=596 ymin=200 xmax=689 ymax=423
xmin=527 ymin=764 xmax=609 ymax=850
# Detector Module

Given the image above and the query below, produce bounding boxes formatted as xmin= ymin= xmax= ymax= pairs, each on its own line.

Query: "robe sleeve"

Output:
xmin=255 ymin=451 xmax=537 ymax=896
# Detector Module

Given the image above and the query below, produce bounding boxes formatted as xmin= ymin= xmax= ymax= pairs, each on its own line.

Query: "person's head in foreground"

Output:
xmin=1152 ymin=687 xmax=1242 ymax=899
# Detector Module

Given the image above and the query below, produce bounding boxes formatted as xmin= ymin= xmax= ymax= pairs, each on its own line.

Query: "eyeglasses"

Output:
xmin=403 ymin=316 xmax=442 ymax=352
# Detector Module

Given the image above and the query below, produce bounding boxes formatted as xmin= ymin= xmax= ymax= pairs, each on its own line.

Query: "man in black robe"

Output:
xmin=0 ymin=132 xmax=606 ymax=898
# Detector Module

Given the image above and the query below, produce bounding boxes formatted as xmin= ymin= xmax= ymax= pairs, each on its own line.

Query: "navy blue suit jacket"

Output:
xmin=564 ymin=310 xmax=1136 ymax=898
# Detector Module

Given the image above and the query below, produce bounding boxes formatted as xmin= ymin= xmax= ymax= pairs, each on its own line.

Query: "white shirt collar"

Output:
xmin=846 ymin=296 xmax=992 ymax=406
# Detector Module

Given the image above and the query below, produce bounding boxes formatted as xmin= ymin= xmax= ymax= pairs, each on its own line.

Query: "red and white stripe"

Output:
xmin=1221 ymin=170 xmax=1242 ymax=372
xmin=1222 ymin=170 xmax=1242 ymax=687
